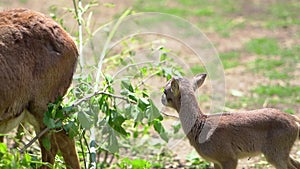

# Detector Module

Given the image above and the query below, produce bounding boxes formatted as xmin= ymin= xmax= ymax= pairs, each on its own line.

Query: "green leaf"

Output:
xmin=43 ymin=114 xmax=56 ymax=129
xmin=153 ymin=120 xmax=169 ymax=142
xmin=108 ymin=111 xmax=129 ymax=136
xmin=108 ymin=134 xmax=119 ymax=153
xmin=131 ymin=159 xmax=151 ymax=168
xmin=132 ymin=107 xmax=144 ymax=122
xmin=0 ymin=143 xmax=7 ymax=153
xmin=54 ymin=110 xmax=64 ymax=119
xmin=137 ymin=98 xmax=150 ymax=111
xmin=78 ymin=111 xmax=93 ymax=129
xmin=119 ymin=158 xmax=152 ymax=169
xmin=63 ymin=121 xmax=79 ymax=138
xmin=146 ymin=100 xmax=162 ymax=122
xmin=20 ymin=153 xmax=31 ymax=166
xmin=42 ymin=136 xmax=51 ymax=151
xmin=172 ymin=122 xmax=181 ymax=134
xmin=160 ymin=52 xmax=167 ymax=62
xmin=63 ymin=106 xmax=76 ymax=114
xmin=121 ymin=79 xmax=134 ymax=92
xmin=54 ymin=120 xmax=63 ymax=128
xmin=105 ymin=74 xmax=113 ymax=84
xmin=128 ymin=92 xmax=138 ymax=102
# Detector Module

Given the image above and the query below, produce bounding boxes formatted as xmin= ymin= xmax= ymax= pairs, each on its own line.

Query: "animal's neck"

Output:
xmin=178 ymin=92 xmax=205 ymax=135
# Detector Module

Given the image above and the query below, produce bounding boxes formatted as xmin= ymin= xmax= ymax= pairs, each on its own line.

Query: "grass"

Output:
xmin=190 ymin=51 xmax=241 ymax=72
xmin=253 ymin=85 xmax=300 ymax=98
xmin=284 ymin=108 xmax=296 ymax=115
xmin=190 ymin=65 xmax=205 ymax=74
xmin=248 ymin=58 xmax=285 ymax=71
xmin=133 ymin=0 xmax=244 ymax=37
xmin=245 ymin=39 xmax=298 ymax=80
xmin=219 ymin=51 xmax=241 ymax=69
xmin=226 ymin=96 xmax=265 ymax=109
xmin=245 ymin=38 xmax=280 ymax=56
xmin=241 ymin=1 xmax=300 ymax=29
xmin=264 ymin=70 xmax=291 ymax=80
xmin=265 ymin=1 xmax=300 ymax=28
xmin=280 ymin=45 xmax=300 ymax=60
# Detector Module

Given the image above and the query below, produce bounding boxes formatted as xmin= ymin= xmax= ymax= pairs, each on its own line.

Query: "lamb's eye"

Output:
xmin=163 ymin=89 xmax=167 ymax=95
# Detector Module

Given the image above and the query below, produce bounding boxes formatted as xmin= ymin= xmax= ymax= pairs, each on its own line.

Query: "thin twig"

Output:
xmin=112 ymin=61 xmax=155 ymax=80
xmin=72 ymin=0 xmax=79 ymax=23
xmin=103 ymin=151 xmax=108 ymax=165
xmin=83 ymin=131 xmax=91 ymax=166
xmin=94 ymin=9 xmax=131 ymax=91
xmin=160 ymin=111 xmax=179 ymax=119
xmin=72 ymin=0 xmax=84 ymax=70
xmin=108 ymin=153 xmax=115 ymax=165
xmin=20 ymin=126 xmax=51 ymax=153
xmin=80 ymin=130 xmax=87 ymax=169
xmin=136 ymin=70 xmax=160 ymax=87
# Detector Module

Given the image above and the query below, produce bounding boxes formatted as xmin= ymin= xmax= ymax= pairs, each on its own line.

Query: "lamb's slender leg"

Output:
xmin=264 ymin=153 xmax=289 ymax=169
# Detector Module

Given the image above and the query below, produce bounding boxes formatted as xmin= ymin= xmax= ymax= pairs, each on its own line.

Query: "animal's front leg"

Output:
xmin=39 ymin=133 xmax=59 ymax=169
xmin=54 ymin=130 xmax=80 ymax=169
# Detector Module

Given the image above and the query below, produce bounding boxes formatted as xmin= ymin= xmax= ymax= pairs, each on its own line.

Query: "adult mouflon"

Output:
xmin=161 ymin=73 xmax=300 ymax=169
xmin=0 ymin=8 xmax=79 ymax=168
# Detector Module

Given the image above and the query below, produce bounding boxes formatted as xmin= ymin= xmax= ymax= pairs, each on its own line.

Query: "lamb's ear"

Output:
xmin=193 ymin=74 xmax=207 ymax=91
xmin=171 ymin=77 xmax=180 ymax=96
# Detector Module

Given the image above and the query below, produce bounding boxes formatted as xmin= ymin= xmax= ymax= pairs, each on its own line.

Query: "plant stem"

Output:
xmin=72 ymin=0 xmax=84 ymax=70
xmin=89 ymin=9 xmax=131 ymax=167
xmin=93 ymin=9 xmax=131 ymax=91
xmin=80 ymin=130 xmax=87 ymax=169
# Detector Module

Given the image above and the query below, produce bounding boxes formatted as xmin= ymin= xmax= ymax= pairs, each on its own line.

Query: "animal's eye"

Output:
xmin=163 ymin=89 xmax=167 ymax=95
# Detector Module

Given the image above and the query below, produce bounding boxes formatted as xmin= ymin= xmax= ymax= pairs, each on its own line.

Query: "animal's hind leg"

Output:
xmin=38 ymin=133 xmax=59 ymax=168
xmin=264 ymin=152 xmax=289 ymax=169
xmin=28 ymin=101 xmax=59 ymax=168
xmin=54 ymin=130 xmax=80 ymax=169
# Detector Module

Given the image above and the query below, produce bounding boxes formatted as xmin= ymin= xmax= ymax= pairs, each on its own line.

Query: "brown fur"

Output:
xmin=161 ymin=74 xmax=300 ymax=169
xmin=0 ymin=8 xmax=79 ymax=168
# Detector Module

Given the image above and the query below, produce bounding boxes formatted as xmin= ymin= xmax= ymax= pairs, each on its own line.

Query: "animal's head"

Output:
xmin=161 ymin=73 xmax=207 ymax=112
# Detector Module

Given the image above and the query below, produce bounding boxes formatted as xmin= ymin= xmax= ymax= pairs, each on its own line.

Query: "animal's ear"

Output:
xmin=193 ymin=73 xmax=207 ymax=91
xmin=171 ymin=77 xmax=180 ymax=96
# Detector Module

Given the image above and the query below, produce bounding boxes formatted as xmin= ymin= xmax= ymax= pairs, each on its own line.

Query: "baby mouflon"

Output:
xmin=161 ymin=73 xmax=300 ymax=169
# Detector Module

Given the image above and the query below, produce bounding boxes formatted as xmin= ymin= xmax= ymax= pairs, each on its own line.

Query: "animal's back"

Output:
xmin=209 ymin=108 xmax=299 ymax=130
xmin=195 ymin=108 xmax=299 ymax=158
xmin=0 ymin=8 xmax=77 ymax=127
